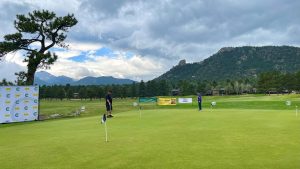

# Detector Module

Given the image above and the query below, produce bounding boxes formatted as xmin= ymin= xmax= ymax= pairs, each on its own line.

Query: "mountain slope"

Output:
xmin=156 ymin=46 xmax=300 ymax=82
xmin=35 ymin=71 xmax=74 ymax=85
xmin=34 ymin=71 xmax=135 ymax=85
xmin=73 ymin=76 xmax=135 ymax=85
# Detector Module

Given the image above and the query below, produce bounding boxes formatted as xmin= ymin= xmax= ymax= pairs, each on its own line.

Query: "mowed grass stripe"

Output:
xmin=0 ymin=108 xmax=299 ymax=169
xmin=38 ymin=95 xmax=300 ymax=118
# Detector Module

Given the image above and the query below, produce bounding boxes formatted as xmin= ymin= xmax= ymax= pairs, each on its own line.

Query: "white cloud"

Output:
xmin=46 ymin=54 xmax=166 ymax=81
xmin=0 ymin=62 xmax=25 ymax=82
xmin=4 ymin=52 xmax=26 ymax=66
xmin=0 ymin=52 xmax=26 ymax=82
xmin=67 ymin=42 xmax=103 ymax=51
xmin=54 ymin=50 xmax=81 ymax=59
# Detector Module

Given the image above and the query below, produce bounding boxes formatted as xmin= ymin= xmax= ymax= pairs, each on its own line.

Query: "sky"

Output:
xmin=0 ymin=0 xmax=300 ymax=82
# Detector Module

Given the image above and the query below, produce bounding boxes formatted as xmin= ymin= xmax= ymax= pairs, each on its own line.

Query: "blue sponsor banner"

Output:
xmin=0 ymin=86 xmax=39 ymax=123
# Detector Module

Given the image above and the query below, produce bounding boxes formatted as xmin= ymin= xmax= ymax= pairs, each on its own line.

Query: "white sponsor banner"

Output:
xmin=178 ymin=98 xmax=193 ymax=104
xmin=0 ymin=86 xmax=39 ymax=123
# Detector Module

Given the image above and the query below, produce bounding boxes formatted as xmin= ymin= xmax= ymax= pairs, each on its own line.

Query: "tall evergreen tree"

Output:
xmin=0 ymin=10 xmax=77 ymax=85
xmin=159 ymin=80 xmax=169 ymax=96
xmin=139 ymin=80 xmax=146 ymax=97
xmin=130 ymin=82 xmax=137 ymax=98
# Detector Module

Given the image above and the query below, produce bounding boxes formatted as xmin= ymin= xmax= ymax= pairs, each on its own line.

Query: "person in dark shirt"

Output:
xmin=197 ymin=93 xmax=202 ymax=111
xmin=105 ymin=90 xmax=113 ymax=118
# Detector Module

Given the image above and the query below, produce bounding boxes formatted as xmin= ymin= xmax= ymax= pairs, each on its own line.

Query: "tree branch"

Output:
xmin=39 ymin=21 xmax=46 ymax=49
xmin=19 ymin=47 xmax=36 ymax=52
xmin=44 ymin=25 xmax=64 ymax=51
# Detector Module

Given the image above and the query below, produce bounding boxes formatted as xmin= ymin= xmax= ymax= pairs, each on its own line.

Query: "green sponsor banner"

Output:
xmin=138 ymin=97 xmax=157 ymax=103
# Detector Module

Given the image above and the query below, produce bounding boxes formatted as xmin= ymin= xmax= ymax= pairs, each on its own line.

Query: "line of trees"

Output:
xmin=39 ymin=80 xmax=170 ymax=100
xmin=257 ymin=71 xmax=300 ymax=93
xmin=2 ymin=70 xmax=300 ymax=100
xmin=36 ymin=78 xmax=256 ymax=100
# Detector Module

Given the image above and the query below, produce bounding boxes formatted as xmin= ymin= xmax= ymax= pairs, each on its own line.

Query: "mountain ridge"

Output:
xmin=34 ymin=71 xmax=135 ymax=85
xmin=156 ymin=46 xmax=300 ymax=82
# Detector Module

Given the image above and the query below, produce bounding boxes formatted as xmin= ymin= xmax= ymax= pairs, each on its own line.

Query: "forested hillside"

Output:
xmin=157 ymin=46 xmax=300 ymax=82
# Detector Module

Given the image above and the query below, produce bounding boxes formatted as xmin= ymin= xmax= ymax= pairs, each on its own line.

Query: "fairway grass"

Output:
xmin=38 ymin=94 xmax=300 ymax=119
xmin=1 ymin=108 xmax=299 ymax=169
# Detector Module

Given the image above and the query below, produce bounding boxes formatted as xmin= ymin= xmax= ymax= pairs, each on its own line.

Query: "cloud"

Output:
xmin=75 ymin=0 xmax=300 ymax=61
xmin=0 ymin=62 xmax=25 ymax=82
xmin=67 ymin=42 xmax=103 ymax=51
xmin=0 ymin=1 xmax=32 ymax=38
xmin=52 ymin=42 xmax=103 ymax=59
xmin=0 ymin=51 xmax=26 ymax=82
xmin=46 ymin=54 xmax=166 ymax=81
xmin=1 ymin=0 xmax=300 ymax=82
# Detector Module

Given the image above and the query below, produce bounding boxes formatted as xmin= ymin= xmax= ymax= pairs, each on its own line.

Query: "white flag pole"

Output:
xmin=104 ymin=122 xmax=108 ymax=142
xmin=139 ymin=106 xmax=142 ymax=119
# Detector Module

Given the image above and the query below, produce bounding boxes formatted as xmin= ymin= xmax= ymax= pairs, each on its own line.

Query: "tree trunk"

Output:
xmin=26 ymin=59 xmax=38 ymax=85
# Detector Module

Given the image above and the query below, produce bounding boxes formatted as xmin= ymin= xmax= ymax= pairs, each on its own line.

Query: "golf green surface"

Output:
xmin=1 ymin=95 xmax=300 ymax=169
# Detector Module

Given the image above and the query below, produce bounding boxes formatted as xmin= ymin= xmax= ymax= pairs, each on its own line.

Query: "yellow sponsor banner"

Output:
xmin=157 ymin=98 xmax=177 ymax=105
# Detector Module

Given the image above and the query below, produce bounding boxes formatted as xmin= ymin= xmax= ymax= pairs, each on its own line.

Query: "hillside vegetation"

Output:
xmin=157 ymin=46 xmax=300 ymax=82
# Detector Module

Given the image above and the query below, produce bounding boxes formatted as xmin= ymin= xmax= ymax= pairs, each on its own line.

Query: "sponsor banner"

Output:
xmin=139 ymin=97 xmax=157 ymax=103
xmin=0 ymin=86 xmax=39 ymax=123
xmin=158 ymin=98 xmax=177 ymax=105
xmin=178 ymin=98 xmax=193 ymax=104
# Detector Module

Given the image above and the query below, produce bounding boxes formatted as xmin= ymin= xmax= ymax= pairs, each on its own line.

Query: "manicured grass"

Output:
xmin=39 ymin=94 xmax=300 ymax=119
xmin=160 ymin=94 xmax=300 ymax=110
xmin=1 ymin=95 xmax=300 ymax=169
xmin=39 ymin=98 xmax=156 ymax=118
xmin=39 ymin=98 xmax=135 ymax=116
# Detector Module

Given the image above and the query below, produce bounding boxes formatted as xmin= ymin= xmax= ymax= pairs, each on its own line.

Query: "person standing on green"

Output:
xmin=105 ymin=90 xmax=113 ymax=118
xmin=197 ymin=94 xmax=202 ymax=111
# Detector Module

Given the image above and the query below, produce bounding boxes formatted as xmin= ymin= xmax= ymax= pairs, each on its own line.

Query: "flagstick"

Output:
xmin=104 ymin=121 xmax=108 ymax=142
xmin=139 ymin=106 xmax=142 ymax=119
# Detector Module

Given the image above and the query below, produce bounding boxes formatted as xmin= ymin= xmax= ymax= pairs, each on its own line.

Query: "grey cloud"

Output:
xmin=0 ymin=1 xmax=32 ymax=38
xmin=80 ymin=0 xmax=139 ymax=18
xmin=75 ymin=0 xmax=300 ymax=63
xmin=146 ymin=0 xmax=300 ymax=43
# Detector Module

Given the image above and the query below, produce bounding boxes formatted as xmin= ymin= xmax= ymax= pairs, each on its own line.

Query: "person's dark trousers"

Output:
xmin=198 ymin=102 xmax=202 ymax=110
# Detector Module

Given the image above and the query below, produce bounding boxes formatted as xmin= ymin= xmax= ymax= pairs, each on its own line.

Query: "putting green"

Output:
xmin=1 ymin=108 xmax=299 ymax=169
